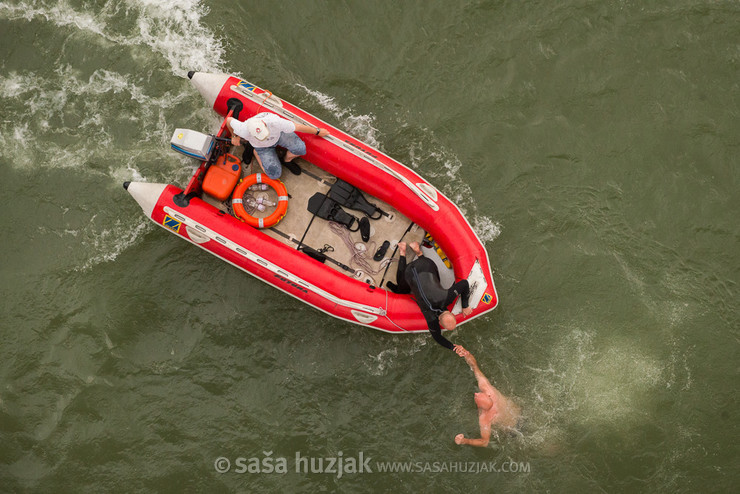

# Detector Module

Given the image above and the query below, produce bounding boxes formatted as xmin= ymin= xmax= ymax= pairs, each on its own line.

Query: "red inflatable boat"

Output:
xmin=124 ymin=72 xmax=498 ymax=333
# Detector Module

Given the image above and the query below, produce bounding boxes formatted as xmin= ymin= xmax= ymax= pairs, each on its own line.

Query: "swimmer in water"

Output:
xmin=455 ymin=351 xmax=521 ymax=447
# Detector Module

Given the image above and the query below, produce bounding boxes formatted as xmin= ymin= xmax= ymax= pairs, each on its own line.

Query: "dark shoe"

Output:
xmin=359 ymin=217 xmax=370 ymax=242
xmin=373 ymin=240 xmax=390 ymax=261
xmin=283 ymin=160 xmax=301 ymax=175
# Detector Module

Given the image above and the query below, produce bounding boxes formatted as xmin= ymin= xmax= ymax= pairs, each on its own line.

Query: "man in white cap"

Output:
xmin=226 ymin=112 xmax=329 ymax=178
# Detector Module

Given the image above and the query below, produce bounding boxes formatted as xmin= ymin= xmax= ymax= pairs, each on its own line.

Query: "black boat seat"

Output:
xmin=307 ymin=192 xmax=360 ymax=232
xmin=328 ymin=179 xmax=386 ymax=219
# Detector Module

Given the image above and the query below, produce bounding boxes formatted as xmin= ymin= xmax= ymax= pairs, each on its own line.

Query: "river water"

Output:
xmin=1 ymin=1 xmax=737 ymax=492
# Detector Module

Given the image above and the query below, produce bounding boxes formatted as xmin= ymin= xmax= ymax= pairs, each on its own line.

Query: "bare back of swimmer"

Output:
xmin=455 ymin=352 xmax=521 ymax=447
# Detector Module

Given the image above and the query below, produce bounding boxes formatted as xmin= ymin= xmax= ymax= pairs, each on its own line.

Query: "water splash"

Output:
xmin=523 ymin=326 xmax=667 ymax=452
xmin=0 ymin=0 xmax=225 ymax=272
xmin=0 ymin=1 xmax=108 ymax=37
xmin=128 ymin=0 xmax=225 ymax=76
xmin=296 ymin=84 xmax=381 ymax=148
xmin=0 ymin=0 xmax=224 ymax=76
xmin=364 ymin=336 xmax=428 ymax=376
xmin=416 ymin=149 xmax=502 ymax=246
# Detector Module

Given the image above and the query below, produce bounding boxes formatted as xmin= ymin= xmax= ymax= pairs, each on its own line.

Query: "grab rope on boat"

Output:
xmin=382 ymin=288 xmax=408 ymax=332
xmin=325 ymin=222 xmax=412 ymax=330
xmin=327 ymin=222 xmax=396 ymax=275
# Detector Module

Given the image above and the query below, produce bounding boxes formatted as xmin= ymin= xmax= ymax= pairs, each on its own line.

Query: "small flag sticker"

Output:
xmin=163 ymin=215 xmax=182 ymax=233
xmin=481 ymin=293 xmax=493 ymax=304
xmin=238 ymin=81 xmax=256 ymax=92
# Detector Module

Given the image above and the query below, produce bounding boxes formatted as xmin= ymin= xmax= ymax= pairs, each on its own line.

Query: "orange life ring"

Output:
xmin=232 ymin=173 xmax=289 ymax=228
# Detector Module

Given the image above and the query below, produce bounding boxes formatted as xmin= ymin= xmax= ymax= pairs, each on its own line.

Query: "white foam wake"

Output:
xmin=0 ymin=0 xmax=227 ymax=271
xmin=418 ymin=149 xmax=502 ymax=245
xmin=0 ymin=0 xmax=224 ymax=77
xmin=296 ymin=84 xmax=381 ymax=148
xmin=128 ymin=0 xmax=224 ymax=76
xmin=0 ymin=1 xmax=107 ymax=37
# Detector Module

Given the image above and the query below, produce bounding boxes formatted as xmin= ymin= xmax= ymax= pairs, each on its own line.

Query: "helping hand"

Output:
xmin=454 ymin=345 xmax=469 ymax=357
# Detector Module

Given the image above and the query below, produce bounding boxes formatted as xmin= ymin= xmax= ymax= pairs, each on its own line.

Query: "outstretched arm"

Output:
xmin=464 ymin=353 xmax=494 ymax=393
xmin=429 ymin=325 xmax=467 ymax=357
xmin=455 ymin=423 xmax=491 ymax=447
xmin=295 ymin=123 xmax=329 ymax=137
xmin=429 ymin=327 xmax=455 ymax=350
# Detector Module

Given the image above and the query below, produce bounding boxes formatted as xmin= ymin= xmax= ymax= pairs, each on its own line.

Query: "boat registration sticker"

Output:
xmin=162 ymin=215 xmax=182 ymax=233
xmin=481 ymin=293 xmax=493 ymax=304
xmin=238 ymin=81 xmax=256 ymax=92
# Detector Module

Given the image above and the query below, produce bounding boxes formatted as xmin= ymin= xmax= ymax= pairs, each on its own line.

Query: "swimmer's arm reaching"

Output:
xmin=464 ymin=353 xmax=495 ymax=394
xmin=455 ymin=423 xmax=491 ymax=447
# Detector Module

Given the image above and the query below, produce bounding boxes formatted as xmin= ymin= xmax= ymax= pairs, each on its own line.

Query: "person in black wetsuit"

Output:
xmin=387 ymin=241 xmax=473 ymax=353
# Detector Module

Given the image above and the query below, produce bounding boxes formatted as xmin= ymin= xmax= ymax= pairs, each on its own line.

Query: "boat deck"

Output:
xmin=203 ymin=147 xmax=436 ymax=289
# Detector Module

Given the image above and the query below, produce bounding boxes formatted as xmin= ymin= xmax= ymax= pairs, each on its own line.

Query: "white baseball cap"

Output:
xmin=246 ymin=117 xmax=269 ymax=140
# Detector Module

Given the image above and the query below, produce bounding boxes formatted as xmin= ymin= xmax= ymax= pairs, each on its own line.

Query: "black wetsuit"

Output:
xmin=389 ymin=256 xmax=470 ymax=350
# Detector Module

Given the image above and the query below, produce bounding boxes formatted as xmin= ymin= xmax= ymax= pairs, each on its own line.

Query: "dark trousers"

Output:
xmin=387 ymin=255 xmax=438 ymax=294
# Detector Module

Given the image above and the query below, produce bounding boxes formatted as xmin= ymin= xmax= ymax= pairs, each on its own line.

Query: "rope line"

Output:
xmin=327 ymin=222 xmax=396 ymax=275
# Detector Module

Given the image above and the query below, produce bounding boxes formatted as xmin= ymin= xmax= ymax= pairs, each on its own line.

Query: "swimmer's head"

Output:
xmin=439 ymin=311 xmax=457 ymax=330
xmin=475 ymin=392 xmax=494 ymax=410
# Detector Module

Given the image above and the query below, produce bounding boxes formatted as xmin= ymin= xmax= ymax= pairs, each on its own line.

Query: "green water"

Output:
xmin=1 ymin=1 xmax=738 ymax=492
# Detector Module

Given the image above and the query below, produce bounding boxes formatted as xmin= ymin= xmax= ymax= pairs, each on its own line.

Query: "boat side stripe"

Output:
xmin=164 ymin=207 xmax=386 ymax=316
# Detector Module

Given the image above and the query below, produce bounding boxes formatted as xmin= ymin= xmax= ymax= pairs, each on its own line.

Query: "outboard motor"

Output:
xmin=170 ymin=128 xmax=215 ymax=160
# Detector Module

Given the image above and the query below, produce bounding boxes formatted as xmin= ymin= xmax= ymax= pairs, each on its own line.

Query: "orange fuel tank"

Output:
xmin=202 ymin=153 xmax=241 ymax=201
